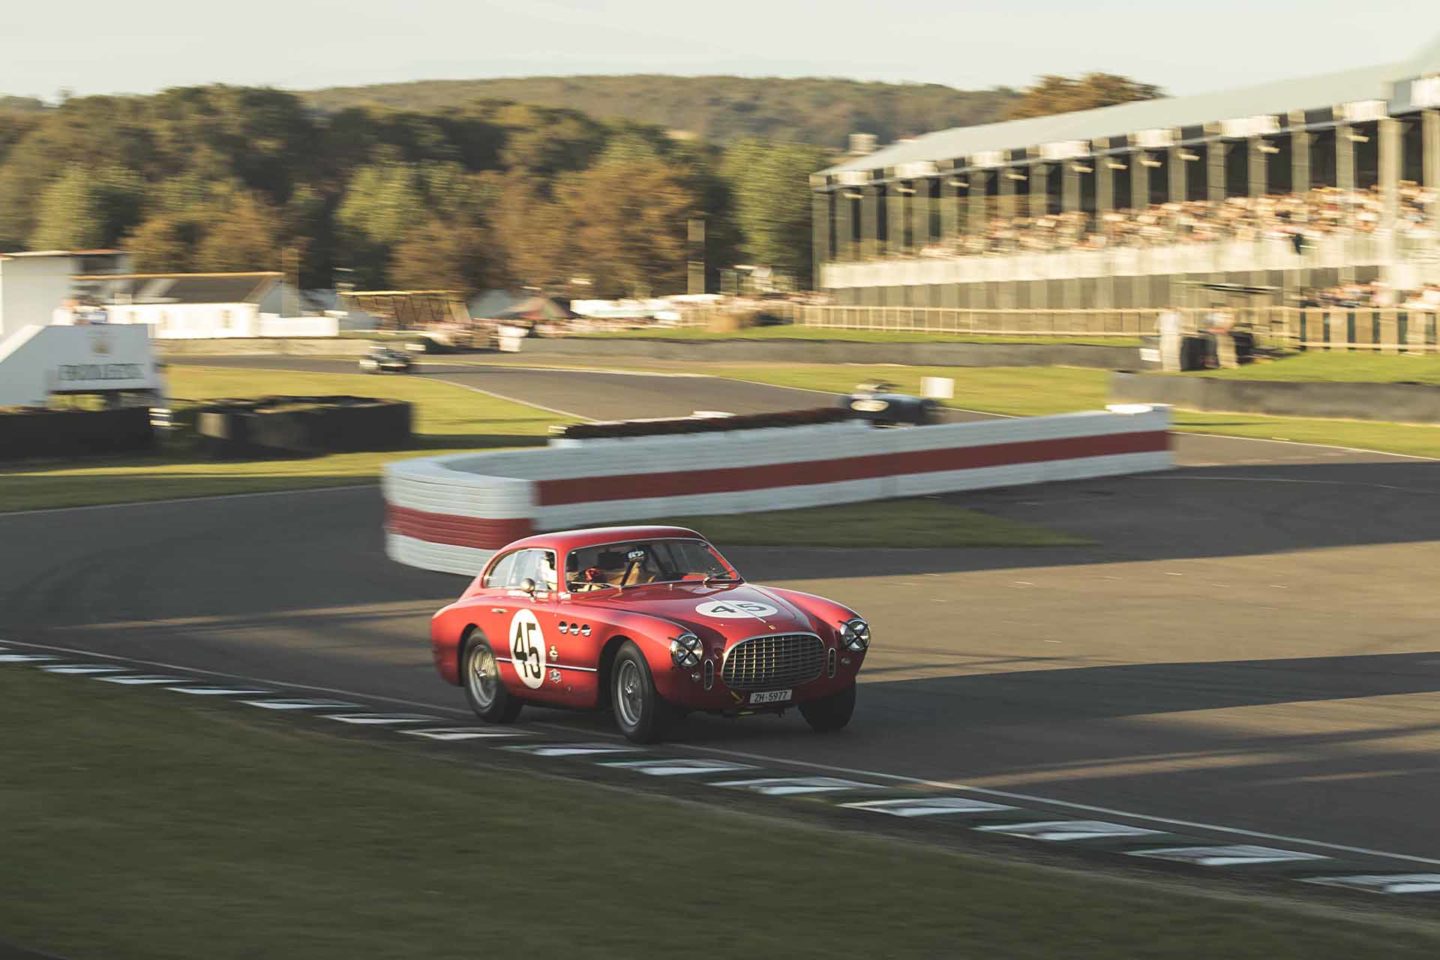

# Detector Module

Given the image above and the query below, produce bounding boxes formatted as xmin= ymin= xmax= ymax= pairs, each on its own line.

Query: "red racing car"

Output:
xmin=429 ymin=525 xmax=870 ymax=742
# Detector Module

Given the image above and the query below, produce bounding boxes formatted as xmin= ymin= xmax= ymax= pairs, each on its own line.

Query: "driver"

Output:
xmin=579 ymin=549 xmax=628 ymax=588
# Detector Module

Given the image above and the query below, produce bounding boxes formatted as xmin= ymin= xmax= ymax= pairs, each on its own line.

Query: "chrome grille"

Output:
xmin=722 ymin=633 xmax=824 ymax=691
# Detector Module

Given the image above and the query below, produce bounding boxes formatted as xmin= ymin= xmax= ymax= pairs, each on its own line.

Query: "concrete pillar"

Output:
xmin=1030 ymin=162 xmax=1049 ymax=218
xmin=1380 ymin=116 xmax=1400 ymax=235
xmin=888 ymin=180 xmax=907 ymax=255
xmin=912 ymin=177 xmax=932 ymax=251
xmin=969 ymin=170 xmax=988 ymax=246
xmin=1248 ymin=135 xmax=1267 ymax=198
xmin=1096 ymin=146 xmax=1114 ymax=308
xmin=835 ymin=188 xmax=853 ymax=261
xmin=1290 ymin=112 xmax=1311 ymax=195
xmin=811 ymin=190 xmax=831 ymax=287
xmin=939 ymin=168 xmax=959 ymax=247
xmin=1131 ymin=150 xmax=1149 ymax=210
xmin=1337 ymin=119 xmax=1355 ymax=282
xmin=1426 ymin=109 xmax=1440 ymax=234
xmin=1168 ymin=144 xmax=1186 ymax=202
xmin=1291 ymin=112 xmax=1312 ymax=303
xmin=1207 ymin=125 xmax=1226 ymax=204
xmin=1062 ymin=161 xmax=1080 ymax=213
xmin=860 ymin=184 xmax=879 ymax=259
xmin=998 ymin=166 xmax=1016 ymax=222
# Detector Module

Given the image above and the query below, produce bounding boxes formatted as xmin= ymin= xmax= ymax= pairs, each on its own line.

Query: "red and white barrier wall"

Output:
xmin=383 ymin=406 xmax=1172 ymax=576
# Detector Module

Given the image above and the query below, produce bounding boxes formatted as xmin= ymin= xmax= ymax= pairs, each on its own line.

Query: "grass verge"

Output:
xmin=0 ymin=365 xmax=574 ymax=513
xmin=654 ymin=498 xmax=1089 ymax=548
xmin=4 ymin=667 xmax=1436 ymax=960
xmin=1193 ymin=352 xmax=1440 ymax=385
xmin=575 ymin=326 xmax=1142 ymax=347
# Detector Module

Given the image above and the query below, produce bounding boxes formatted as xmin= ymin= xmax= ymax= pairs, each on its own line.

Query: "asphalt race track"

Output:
xmin=8 ymin=358 xmax=1440 ymax=883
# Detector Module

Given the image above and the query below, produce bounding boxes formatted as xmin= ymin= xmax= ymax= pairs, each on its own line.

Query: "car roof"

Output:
xmin=502 ymin=525 xmax=705 ymax=554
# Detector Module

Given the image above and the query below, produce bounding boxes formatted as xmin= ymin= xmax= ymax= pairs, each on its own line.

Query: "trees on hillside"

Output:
xmin=721 ymin=140 xmax=831 ymax=287
xmin=1005 ymin=74 xmax=1162 ymax=120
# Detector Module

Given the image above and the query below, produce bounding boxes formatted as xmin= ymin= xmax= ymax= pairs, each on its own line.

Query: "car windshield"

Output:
xmin=567 ymin=538 xmax=737 ymax=591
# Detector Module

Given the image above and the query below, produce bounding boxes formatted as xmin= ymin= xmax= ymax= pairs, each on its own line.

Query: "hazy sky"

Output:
xmin=1 ymin=0 xmax=1433 ymax=100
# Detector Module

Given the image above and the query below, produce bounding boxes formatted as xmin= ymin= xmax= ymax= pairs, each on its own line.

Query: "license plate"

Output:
xmin=749 ymin=689 xmax=792 ymax=705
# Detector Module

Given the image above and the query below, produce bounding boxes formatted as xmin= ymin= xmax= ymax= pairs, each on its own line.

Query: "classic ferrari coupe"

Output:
xmin=429 ymin=526 xmax=870 ymax=742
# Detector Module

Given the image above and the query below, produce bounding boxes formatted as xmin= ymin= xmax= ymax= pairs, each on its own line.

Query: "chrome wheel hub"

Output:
xmin=468 ymin=644 xmax=499 ymax=708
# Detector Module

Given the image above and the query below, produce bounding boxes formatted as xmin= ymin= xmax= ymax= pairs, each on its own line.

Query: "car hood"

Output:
xmin=577 ymin=582 xmax=819 ymax=641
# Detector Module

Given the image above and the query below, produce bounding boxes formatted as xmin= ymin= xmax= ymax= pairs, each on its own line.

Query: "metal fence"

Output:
xmin=675 ymin=303 xmax=1440 ymax=352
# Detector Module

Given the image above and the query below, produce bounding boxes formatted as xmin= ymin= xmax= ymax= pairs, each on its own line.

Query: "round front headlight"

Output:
xmin=670 ymin=632 xmax=703 ymax=669
xmin=840 ymin=618 xmax=870 ymax=652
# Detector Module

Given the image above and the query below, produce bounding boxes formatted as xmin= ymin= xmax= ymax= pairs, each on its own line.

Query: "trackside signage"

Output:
xmin=0 ymin=324 xmax=163 ymax=406
xmin=51 ymin=327 xmax=157 ymax=392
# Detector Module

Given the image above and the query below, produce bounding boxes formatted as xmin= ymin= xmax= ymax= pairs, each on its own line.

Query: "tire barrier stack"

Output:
xmin=0 ymin=406 xmax=154 ymax=460
xmin=384 ymin=406 xmax=1173 ymax=576
xmin=195 ymin=396 xmax=412 ymax=458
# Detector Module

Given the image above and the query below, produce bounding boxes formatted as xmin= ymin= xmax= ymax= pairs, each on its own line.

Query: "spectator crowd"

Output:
xmin=914 ymin=183 xmax=1435 ymax=258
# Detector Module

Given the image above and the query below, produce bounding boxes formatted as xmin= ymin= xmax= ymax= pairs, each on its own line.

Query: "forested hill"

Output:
xmin=302 ymin=75 xmax=1019 ymax=148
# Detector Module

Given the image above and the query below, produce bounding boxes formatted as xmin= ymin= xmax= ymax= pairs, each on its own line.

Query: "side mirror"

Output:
xmin=520 ymin=577 xmax=537 ymax=596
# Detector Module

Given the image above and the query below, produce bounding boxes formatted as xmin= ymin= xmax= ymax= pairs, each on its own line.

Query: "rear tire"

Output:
xmin=463 ymin=634 xmax=522 ymax=723
xmin=800 ymin=682 xmax=855 ymax=733
xmin=610 ymin=641 xmax=677 ymax=743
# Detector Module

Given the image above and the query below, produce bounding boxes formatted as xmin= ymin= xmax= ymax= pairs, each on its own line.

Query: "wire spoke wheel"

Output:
xmin=615 ymin=659 xmax=645 ymax=729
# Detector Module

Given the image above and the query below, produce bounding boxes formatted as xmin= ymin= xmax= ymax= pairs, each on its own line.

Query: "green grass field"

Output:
xmin=0 ymin=366 xmax=571 ymax=513
xmin=576 ymin=326 xmax=1142 ymax=347
xmin=4 ymin=667 xmax=1435 ymax=960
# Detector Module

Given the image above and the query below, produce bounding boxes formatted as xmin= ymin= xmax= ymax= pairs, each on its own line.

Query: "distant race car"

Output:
xmin=840 ymin=381 xmax=938 ymax=426
xmin=358 ymin=347 xmax=414 ymax=374
xmin=429 ymin=525 xmax=870 ymax=742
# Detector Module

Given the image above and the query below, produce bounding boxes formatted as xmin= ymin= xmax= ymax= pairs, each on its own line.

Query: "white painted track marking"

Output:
xmin=166 ymin=686 xmax=274 ymax=696
xmin=241 ymin=698 xmax=362 ymax=711
xmin=1129 ymin=845 xmax=1328 ymax=867
xmin=400 ymin=727 xmax=532 ymax=741
xmin=319 ymin=713 xmax=444 ymax=726
xmin=40 ymin=664 xmax=130 ymax=675
xmin=504 ymin=742 xmax=639 ymax=757
xmin=842 ymin=797 xmax=1017 ymax=817
xmin=599 ymin=758 xmax=757 ymax=777
xmin=975 ymin=820 xmax=1165 ymax=841
xmin=9 ymin=636 xmax=1440 ymax=869
xmin=1303 ymin=874 xmax=1440 ymax=895
xmin=711 ymin=777 xmax=885 ymax=796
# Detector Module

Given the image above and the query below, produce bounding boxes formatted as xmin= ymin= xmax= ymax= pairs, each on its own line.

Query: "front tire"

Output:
xmin=611 ymin=641 xmax=677 ymax=743
xmin=800 ymin=682 xmax=855 ymax=733
xmin=463 ymin=634 xmax=522 ymax=724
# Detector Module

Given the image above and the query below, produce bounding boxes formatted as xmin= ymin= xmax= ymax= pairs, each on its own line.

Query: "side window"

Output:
xmin=482 ymin=552 xmax=518 ymax=589
xmin=505 ymin=550 xmax=559 ymax=592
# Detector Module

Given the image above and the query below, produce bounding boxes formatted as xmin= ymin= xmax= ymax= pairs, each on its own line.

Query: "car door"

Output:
xmin=493 ymin=548 xmax=565 ymax=703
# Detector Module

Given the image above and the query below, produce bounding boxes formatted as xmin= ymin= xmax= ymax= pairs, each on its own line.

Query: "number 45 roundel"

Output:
xmin=508 ymin=609 xmax=548 ymax=690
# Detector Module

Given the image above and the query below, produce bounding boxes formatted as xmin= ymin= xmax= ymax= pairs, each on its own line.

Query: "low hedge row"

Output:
xmin=194 ymin=395 xmax=412 ymax=457
xmin=0 ymin=406 xmax=154 ymax=460
xmin=554 ymin=406 xmax=854 ymax=440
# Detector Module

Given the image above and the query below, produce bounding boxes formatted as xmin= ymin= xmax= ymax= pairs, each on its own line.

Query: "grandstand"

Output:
xmin=811 ymin=35 xmax=1440 ymax=320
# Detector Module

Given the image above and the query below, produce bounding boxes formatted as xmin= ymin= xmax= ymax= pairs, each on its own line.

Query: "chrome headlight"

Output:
xmin=840 ymin=618 xmax=870 ymax=652
xmin=670 ymin=632 xmax=703 ymax=668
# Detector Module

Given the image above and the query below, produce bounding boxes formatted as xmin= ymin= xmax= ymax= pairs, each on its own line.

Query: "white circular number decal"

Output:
xmin=696 ymin=600 xmax=778 ymax=619
xmin=508 ymin=609 xmax=548 ymax=689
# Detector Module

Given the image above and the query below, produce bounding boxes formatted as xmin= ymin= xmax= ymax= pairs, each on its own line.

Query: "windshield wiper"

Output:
xmin=703 ymin=575 xmax=742 ymax=586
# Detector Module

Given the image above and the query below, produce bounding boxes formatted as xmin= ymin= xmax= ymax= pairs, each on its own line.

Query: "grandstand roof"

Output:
xmin=824 ymin=39 xmax=1439 ymax=176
